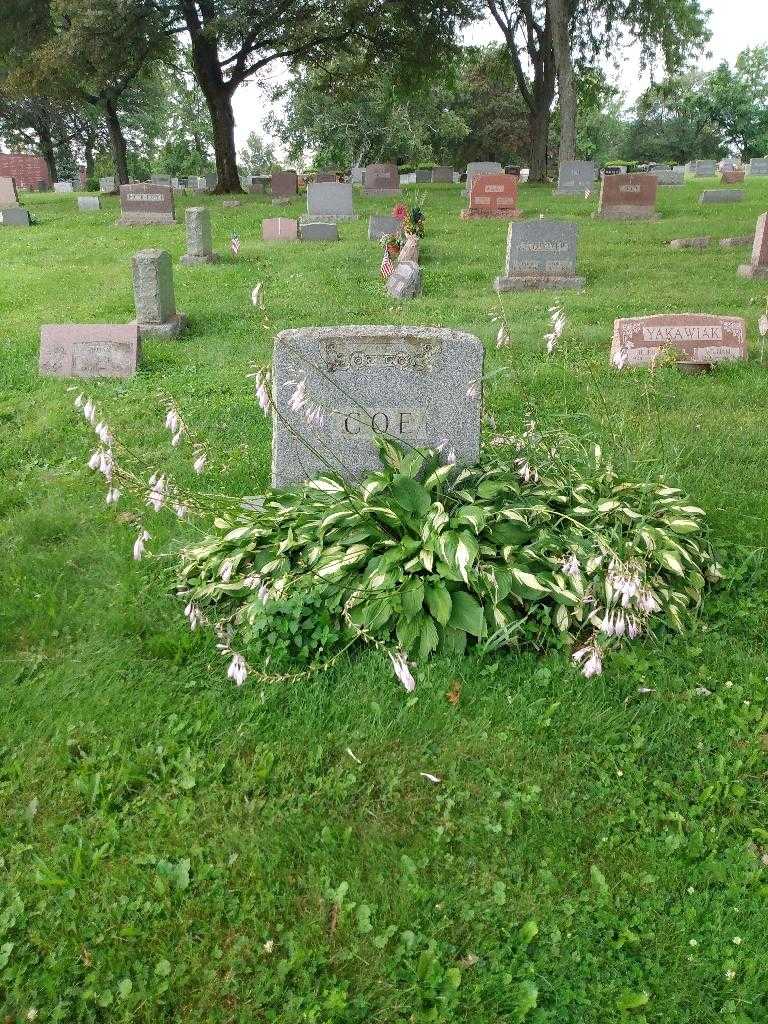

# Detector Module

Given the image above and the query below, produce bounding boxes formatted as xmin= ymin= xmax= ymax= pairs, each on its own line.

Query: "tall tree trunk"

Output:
xmin=83 ymin=137 xmax=95 ymax=180
xmin=528 ymin=105 xmax=551 ymax=181
xmin=37 ymin=118 xmax=58 ymax=184
xmin=550 ymin=0 xmax=577 ymax=163
xmin=103 ymin=99 xmax=129 ymax=184
xmin=187 ymin=23 xmax=244 ymax=193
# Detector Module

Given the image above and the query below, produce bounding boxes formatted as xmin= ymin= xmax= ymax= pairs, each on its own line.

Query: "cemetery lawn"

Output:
xmin=2 ymin=181 xmax=768 ymax=1024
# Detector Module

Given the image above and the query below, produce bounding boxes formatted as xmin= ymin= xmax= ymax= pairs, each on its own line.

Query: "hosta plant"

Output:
xmin=177 ymin=431 xmax=721 ymax=686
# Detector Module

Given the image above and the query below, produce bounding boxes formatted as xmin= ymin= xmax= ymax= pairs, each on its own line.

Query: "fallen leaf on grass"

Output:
xmin=420 ymin=772 xmax=442 ymax=784
xmin=446 ymin=679 xmax=461 ymax=704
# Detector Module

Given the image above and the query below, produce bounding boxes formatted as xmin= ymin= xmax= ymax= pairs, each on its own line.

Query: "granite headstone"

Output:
xmin=305 ymin=182 xmax=355 ymax=221
xmin=117 ymin=184 xmax=175 ymax=225
xmin=554 ymin=161 xmax=596 ymax=196
xmin=39 ymin=324 xmax=140 ymax=378
xmin=494 ymin=220 xmax=585 ymax=292
xmin=738 ymin=213 xmax=768 ymax=279
xmin=364 ymin=163 xmax=400 ymax=196
xmin=611 ymin=314 xmax=747 ymax=367
xmin=180 ymin=206 xmax=217 ymax=264
xmin=597 ymin=172 xmax=658 ymax=220
xmin=131 ymin=249 xmax=186 ymax=337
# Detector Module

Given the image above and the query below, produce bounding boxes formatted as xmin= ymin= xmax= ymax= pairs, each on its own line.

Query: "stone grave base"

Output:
xmin=116 ymin=213 xmax=175 ymax=226
xmin=180 ymin=253 xmax=219 ymax=266
xmin=553 ymin=188 xmax=589 ymax=196
xmin=720 ymin=235 xmax=753 ymax=248
xmin=299 ymin=214 xmax=357 ymax=224
xmin=596 ymin=207 xmax=658 ymax=221
xmin=460 ymin=209 xmax=522 ymax=220
xmin=132 ymin=313 xmax=188 ymax=339
xmin=737 ymin=264 xmax=768 ymax=279
xmin=669 ymin=237 xmax=711 ymax=250
xmin=271 ymin=197 xmax=293 ymax=205
xmin=364 ymin=189 xmax=400 ymax=198
xmin=494 ymin=273 xmax=585 ymax=292
xmin=300 ymin=221 xmax=339 ymax=241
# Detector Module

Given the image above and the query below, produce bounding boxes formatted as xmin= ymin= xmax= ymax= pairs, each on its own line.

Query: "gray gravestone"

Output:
xmin=0 ymin=176 xmax=20 ymax=208
xmin=368 ymin=214 xmax=403 ymax=241
xmin=271 ymin=170 xmax=298 ymax=198
xmin=306 ymin=182 xmax=355 ymax=220
xmin=180 ymin=206 xmax=217 ymax=265
xmin=692 ymin=160 xmax=717 ymax=177
xmin=465 ymin=162 xmax=503 ymax=195
xmin=300 ymin=221 xmax=339 ymax=241
xmin=364 ymin=163 xmax=399 ymax=196
xmin=271 ymin=325 xmax=483 ymax=486
xmin=54 ymin=181 xmax=74 ymax=193
xmin=699 ymin=190 xmax=744 ymax=204
xmin=78 ymin=196 xmax=101 ymax=212
xmin=131 ymin=249 xmax=186 ymax=338
xmin=495 ymin=220 xmax=585 ymax=292
xmin=748 ymin=158 xmax=768 ymax=176
xmin=414 ymin=169 xmax=433 ymax=183
xmin=654 ymin=169 xmax=684 ymax=186
xmin=0 ymin=207 xmax=31 ymax=227
xmin=432 ymin=166 xmax=454 ymax=183
xmin=99 ymin=176 xmax=118 ymax=194
xmin=554 ymin=161 xmax=596 ymax=195
xmin=150 ymin=174 xmax=171 ymax=185
xmin=39 ymin=324 xmax=140 ymax=378
xmin=350 ymin=166 xmax=364 ymax=186
xmin=117 ymin=184 xmax=175 ymax=225
xmin=386 ymin=261 xmax=421 ymax=300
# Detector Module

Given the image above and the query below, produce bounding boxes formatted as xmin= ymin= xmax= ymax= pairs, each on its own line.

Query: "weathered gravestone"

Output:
xmin=36 ymin=180 xmax=50 ymax=192
xmin=350 ymin=166 xmax=364 ymax=186
xmin=597 ymin=172 xmax=658 ymax=220
xmin=464 ymin=161 xmax=503 ymax=196
xmin=305 ymin=182 xmax=355 ymax=221
xmin=0 ymin=176 xmax=20 ymax=208
xmin=262 ymin=217 xmax=299 ymax=241
xmin=368 ymin=214 xmax=403 ymax=241
xmin=747 ymin=158 xmax=768 ymax=176
xmin=721 ymin=169 xmax=745 ymax=184
xmin=180 ymin=207 xmax=218 ymax=265
xmin=654 ymin=169 xmax=684 ymax=186
xmin=300 ymin=221 xmax=339 ymax=242
xmin=78 ymin=196 xmax=101 ymax=212
xmin=414 ymin=169 xmax=433 ymax=183
xmin=432 ymin=166 xmax=454 ymax=183
xmin=131 ymin=249 xmax=187 ymax=338
xmin=386 ymin=261 xmax=421 ymax=300
xmin=719 ymin=159 xmax=738 ymax=172
xmin=271 ymin=170 xmax=298 ymax=200
xmin=150 ymin=174 xmax=171 ymax=185
xmin=271 ymin=325 xmax=483 ymax=486
xmin=39 ymin=324 xmax=140 ymax=378
xmin=494 ymin=220 xmax=585 ymax=292
xmin=364 ymin=163 xmax=400 ymax=196
xmin=0 ymin=207 xmax=31 ymax=227
xmin=691 ymin=160 xmax=717 ymax=177
xmin=611 ymin=314 xmax=747 ymax=367
xmin=117 ymin=183 xmax=175 ymax=225
xmin=554 ymin=161 xmax=596 ymax=196
xmin=315 ymin=171 xmax=338 ymax=183
xmin=99 ymin=176 xmax=118 ymax=194
xmin=737 ymin=213 xmax=768 ymax=279
xmin=699 ymin=190 xmax=744 ymax=204
xmin=461 ymin=174 xmax=520 ymax=219
xmin=53 ymin=181 xmax=75 ymax=193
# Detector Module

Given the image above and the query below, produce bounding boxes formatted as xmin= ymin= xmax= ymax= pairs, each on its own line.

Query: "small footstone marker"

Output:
xmin=271 ymin=325 xmax=484 ymax=486
xmin=495 ymin=220 xmax=585 ymax=291
xmin=39 ymin=324 xmax=140 ymax=378
xmin=611 ymin=313 xmax=747 ymax=367
xmin=737 ymin=213 xmax=768 ymax=279
xmin=299 ymin=221 xmax=339 ymax=241
xmin=0 ymin=207 xmax=31 ymax=227
xmin=131 ymin=249 xmax=187 ymax=338
xmin=262 ymin=217 xmax=298 ymax=241
xmin=699 ymin=190 xmax=744 ymax=204
xmin=180 ymin=206 xmax=218 ymax=264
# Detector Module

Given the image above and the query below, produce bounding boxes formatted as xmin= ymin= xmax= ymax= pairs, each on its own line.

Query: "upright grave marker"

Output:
xmin=131 ymin=249 xmax=187 ymax=337
xmin=262 ymin=217 xmax=299 ymax=241
xmin=271 ymin=326 xmax=484 ymax=486
xmin=432 ymin=166 xmax=454 ymax=183
xmin=691 ymin=160 xmax=717 ymax=177
xmin=99 ymin=176 xmax=118 ymax=194
xmin=721 ymin=169 xmax=745 ymax=184
xmin=180 ymin=207 xmax=218 ymax=264
xmin=655 ymin=169 xmax=684 ymax=186
xmin=300 ymin=222 xmax=339 ymax=242
xmin=747 ymin=158 xmax=768 ymax=176
xmin=494 ymin=220 xmax=585 ymax=292
xmin=0 ymin=207 xmax=31 ymax=227
xmin=271 ymin=170 xmax=298 ymax=200
xmin=460 ymin=174 xmax=521 ymax=219
xmin=364 ymin=163 xmax=400 ymax=196
xmin=305 ymin=182 xmax=355 ymax=221
xmin=597 ymin=172 xmax=658 ymax=220
xmin=368 ymin=214 xmax=403 ymax=241
xmin=117 ymin=183 xmax=175 ymax=225
xmin=737 ymin=213 xmax=768 ymax=279
xmin=464 ymin=161 xmax=503 ymax=195
xmin=611 ymin=314 xmax=747 ymax=367
xmin=39 ymin=324 xmax=140 ymax=378
xmin=0 ymin=176 xmax=20 ymax=208
xmin=554 ymin=161 xmax=595 ymax=196
xmin=699 ymin=190 xmax=744 ymax=204
xmin=53 ymin=181 xmax=75 ymax=193
xmin=78 ymin=196 xmax=101 ymax=212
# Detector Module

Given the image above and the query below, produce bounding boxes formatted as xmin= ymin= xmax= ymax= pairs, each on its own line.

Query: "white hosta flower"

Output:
xmin=389 ymin=649 xmax=415 ymax=692
xmin=74 ymin=394 xmax=84 ymax=409
xmin=286 ymin=377 xmax=307 ymax=412
xmin=638 ymin=590 xmax=661 ymax=614
xmin=146 ymin=474 xmax=167 ymax=511
xmin=171 ymin=430 xmax=183 ymax=447
xmin=220 ymin=558 xmax=235 ymax=582
xmin=496 ymin=325 xmax=510 ymax=348
xmin=184 ymin=602 xmax=204 ymax=630
xmin=612 ymin=347 xmax=628 ymax=370
xmin=105 ymin=487 xmax=121 ymax=505
xmin=515 ymin=458 xmax=539 ymax=484
xmin=165 ymin=407 xmax=180 ymax=433
xmin=82 ymin=399 xmax=96 ymax=424
xmin=243 ymin=573 xmax=262 ymax=589
xmin=251 ymin=282 xmax=264 ymax=308
xmin=759 ymin=314 xmax=768 ymax=338
xmin=174 ymin=502 xmax=188 ymax=519
xmin=133 ymin=529 xmax=150 ymax=561
xmin=227 ymin=652 xmax=248 ymax=686
xmin=94 ymin=421 xmax=112 ymax=445
xmin=258 ymin=583 xmax=270 ymax=605
xmin=88 ymin=450 xmax=102 ymax=470
xmin=561 ymin=554 xmax=580 ymax=577
xmin=572 ymin=641 xmax=603 ymax=678
xmin=192 ymin=449 xmax=207 ymax=474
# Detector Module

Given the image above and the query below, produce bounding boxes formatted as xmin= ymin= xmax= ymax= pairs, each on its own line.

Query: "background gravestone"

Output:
xmin=368 ymin=214 xmax=402 ymax=241
xmin=305 ymin=182 xmax=355 ymax=221
xmin=350 ymin=166 xmax=364 ymax=186
xmin=611 ymin=314 xmax=747 ymax=367
xmin=464 ymin=161 xmax=502 ymax=196
xmin=271 ymin=170 xmax=298 ymax=199
xmin=78 ymin=196 xmax=101 ymax=212
xmin=597 ymin=172 xmax=658 ymax=219
xmin=721 ymin=169 xmax=746 ymax=184
xmin=262 ymin=217 xmax=299 ymax=241
xmin=300 ymin=221 xmax=339 ymax=242
xmin=691 ymin=160 xmax=717 ymax=177
xmin=432 ymin=166 xmax=454 ymax=183
xmin=747 ymin=158 xmax=768 ymax=176
xmin=654 ymin=169 xmax=684 ymax=186
xmin=495 ymin=220 xmax=585 ymax=292
xmin=0 ymin=176 xmax=20 ymax=208
xmin=414 ymin=169 xmax=433 ymax=183
xmin=131 ymin=249 xmax=186 ymax=337
xmin=554 ymin=161 xmax=596 ymax=195
xmin=0 ymin=207 xmax=31 ymax=227
xmin=699 ymin=190 xmax=744 ymax=204
xmin=461 ymin=174 xmax=520 ymax=219
xmin=364 ymin=163 xmax=400 ymax=196
xmin=39 ymin=324 xmax=140 ymax=378
xmin=99 ymin=176 xmax=118 ymax=194
xmin=271 ymin=325 xmax=484 ymax=486
xmin=53 ymin=181 xmax=74 ymax=193
xmin=117 ymin=184 xmax=175 ymax=225
xmin=180 ymin=206 xmax=217 ymax=264
xmin=738 ymin=213 xmax=768 ymax=279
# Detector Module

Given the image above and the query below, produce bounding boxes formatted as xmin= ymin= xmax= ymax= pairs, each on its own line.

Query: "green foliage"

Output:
xmin=178 ymin=436 xmax=720 ymax=677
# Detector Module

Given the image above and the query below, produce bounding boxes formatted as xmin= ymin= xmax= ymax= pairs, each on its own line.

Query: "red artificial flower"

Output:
xmin=392 ymin=204 xmax=407 ymax=220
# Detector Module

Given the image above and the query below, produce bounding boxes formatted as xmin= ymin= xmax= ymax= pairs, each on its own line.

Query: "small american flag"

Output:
xmin=230 ymin=233 xmax=240 ymax=256
xmin=380 ymin=251 xmax=394 ymax=279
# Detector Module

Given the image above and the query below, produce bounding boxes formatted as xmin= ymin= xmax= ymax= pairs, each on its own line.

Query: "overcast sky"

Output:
xmin=232 ymin=0 xmax=768 ymax=152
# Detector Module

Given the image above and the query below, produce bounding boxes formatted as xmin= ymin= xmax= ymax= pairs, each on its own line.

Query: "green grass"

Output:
xmin=2 ymin=180 xmax=768 ymax=1023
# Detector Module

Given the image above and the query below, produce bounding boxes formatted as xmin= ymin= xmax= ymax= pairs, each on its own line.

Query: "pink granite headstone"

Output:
xmin=598 ymin=173 xmax=657 ymax=220
xmin=39 ymin=324 xmax=140 ymax=378
xmin=737 ymin=213 xmax=768 ymax=279
xmin=460 ymin=174 xmax=521 ymax=219
xmin=611 ymin=314 xmax=747 ymax=367
xmin=262 ymin=217 xmax=298 ymax=241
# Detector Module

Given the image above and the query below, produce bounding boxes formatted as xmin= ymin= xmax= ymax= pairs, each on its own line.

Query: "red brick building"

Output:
xmin=0 ymin=153 xmax=51 ymax=190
